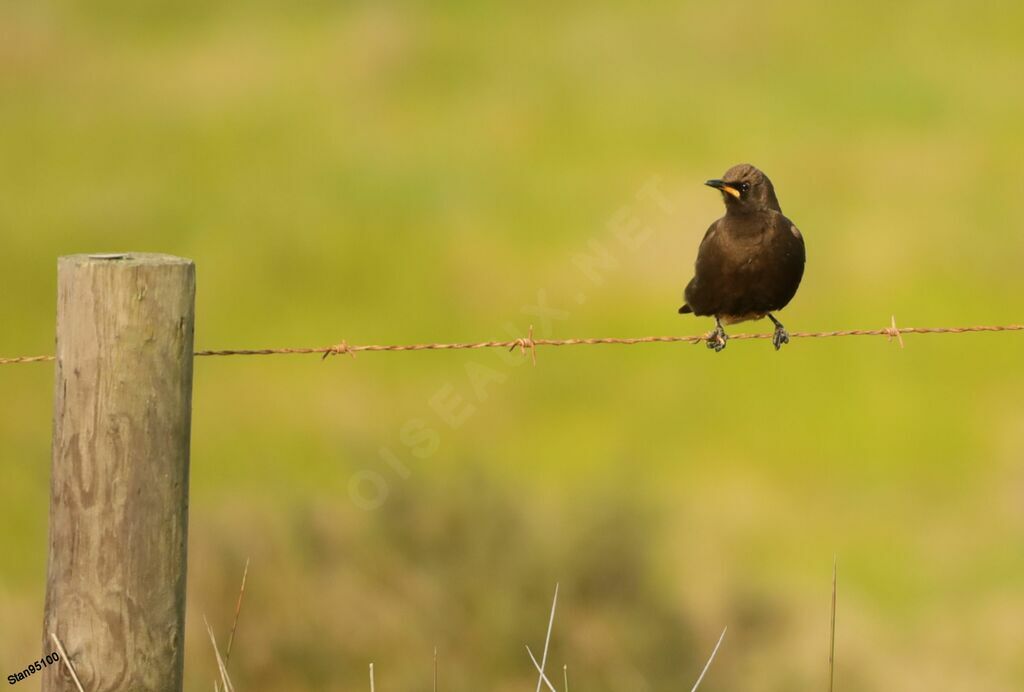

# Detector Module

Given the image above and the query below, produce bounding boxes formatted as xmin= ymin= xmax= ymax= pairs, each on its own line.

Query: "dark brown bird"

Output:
xmin=678 ymin=163 xmax=805 ymax=352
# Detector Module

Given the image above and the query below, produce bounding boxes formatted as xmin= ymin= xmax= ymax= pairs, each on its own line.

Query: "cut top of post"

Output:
xmin=62 ymin=252 xmax=195 ymax=266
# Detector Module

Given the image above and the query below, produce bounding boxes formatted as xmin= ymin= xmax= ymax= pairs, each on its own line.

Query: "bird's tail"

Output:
xmin=678 ymin=304 xmax=692 ymax=314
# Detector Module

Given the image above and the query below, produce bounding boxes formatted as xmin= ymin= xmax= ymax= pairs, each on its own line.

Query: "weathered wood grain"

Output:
xmin=42 ymin=253 xmax=195 ymax=692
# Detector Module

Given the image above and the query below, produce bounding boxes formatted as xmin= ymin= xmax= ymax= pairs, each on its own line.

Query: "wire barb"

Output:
xmin=885 ymin=315 xmax=905 ymax=349
xmin=509 ymin=324 xmax=538 ymax=365
xmin=321 ymin=340 xmax=356 ymax=360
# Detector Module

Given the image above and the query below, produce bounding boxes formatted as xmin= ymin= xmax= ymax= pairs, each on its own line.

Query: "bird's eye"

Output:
xmin=739 ymin=182 xmax=750 ymax=193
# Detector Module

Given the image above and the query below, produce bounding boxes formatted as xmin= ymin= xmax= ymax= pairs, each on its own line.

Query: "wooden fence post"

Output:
xmin=42 ymin=253 xmax=195 ymax=692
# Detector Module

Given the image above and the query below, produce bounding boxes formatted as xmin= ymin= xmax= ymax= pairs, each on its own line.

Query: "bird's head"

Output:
xmin=705 ymin=163 xmax=781 ymax=213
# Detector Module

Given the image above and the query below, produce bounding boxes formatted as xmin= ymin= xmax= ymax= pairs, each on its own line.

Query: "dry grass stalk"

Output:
xmin=225 ymin=558 xmax=250 ymax=667
xmin=204 ymin=615 xmax=236 ymax=692
xmin=689 ymin=627 xmax=727 ymax=692
xmin=525 ymin=646 xmax=558 ymax=692
xmin=829 ymin=557 xmax=837 ymax=692
xmin=533 ymin=583 xmax=559 ymax=692
xmin=49 ymin=632 xmax=86 ymax=692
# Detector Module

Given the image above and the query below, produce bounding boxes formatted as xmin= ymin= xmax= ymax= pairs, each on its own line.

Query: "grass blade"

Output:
xmin=534 ymin=583 xmax=559 ymax=692
xmin=690 ymin=627 xmax=727 ymax=692
xmin=829 ymin=556 xmax=837 ymax=692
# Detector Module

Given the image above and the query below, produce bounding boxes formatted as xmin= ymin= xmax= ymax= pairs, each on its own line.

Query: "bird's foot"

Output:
xmin=706 ymin=324 xmax=729 ymax=352
xmin=767 ymin=313 xmax=790 ymax=351
xmin=771 ymin=324 xmax=790 ymax=351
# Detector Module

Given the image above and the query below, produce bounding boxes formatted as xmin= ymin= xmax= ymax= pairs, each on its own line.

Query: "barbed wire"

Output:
xmin=2 ymin=319 xmax=1021 ymax=366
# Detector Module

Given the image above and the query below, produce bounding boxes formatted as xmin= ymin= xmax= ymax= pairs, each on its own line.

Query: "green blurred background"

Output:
xmin=3 ymin=1 xmax=1024 ymax=690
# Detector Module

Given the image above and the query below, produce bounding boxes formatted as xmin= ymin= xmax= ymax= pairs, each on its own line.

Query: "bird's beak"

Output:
xmin=705 ymin=179 xmax=741 ymax=199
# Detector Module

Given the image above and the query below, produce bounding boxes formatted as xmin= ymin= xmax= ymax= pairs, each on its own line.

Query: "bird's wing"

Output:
xmin=693 ymin=218 xmax=728 ymax=279
xmin=697 ymin=218 xmax=722 ymax=253
xmin=681 ymin=219 xmax=726 ymax=314
xmin=768 ymin=211 xmax=806 ymax=265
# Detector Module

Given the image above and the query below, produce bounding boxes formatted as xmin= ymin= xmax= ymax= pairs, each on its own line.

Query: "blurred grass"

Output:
xmin=2 ymin=1 xmax=1024 ymax=690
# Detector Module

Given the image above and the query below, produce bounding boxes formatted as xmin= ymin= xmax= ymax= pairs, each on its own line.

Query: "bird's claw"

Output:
xmin=771 ymin=325 xmax=790 ymax=350
xmin=706 ymin=326 xmax=729 ymax=352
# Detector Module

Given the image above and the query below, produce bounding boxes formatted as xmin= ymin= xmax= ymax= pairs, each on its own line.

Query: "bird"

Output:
xmin=678 ymin=164 xmax=805 ymax=352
